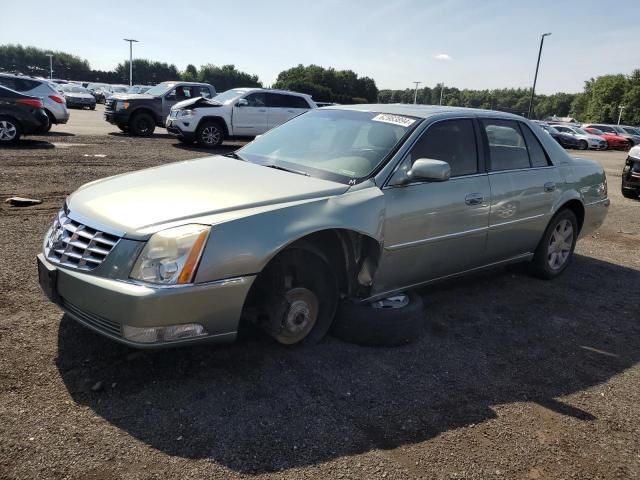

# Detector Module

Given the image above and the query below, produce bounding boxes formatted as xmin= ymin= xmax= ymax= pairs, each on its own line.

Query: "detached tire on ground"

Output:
xmin=129 ymin=112 xmax=155 ymax=136
xmin=331 ymin=292 xmax=424 ymax=347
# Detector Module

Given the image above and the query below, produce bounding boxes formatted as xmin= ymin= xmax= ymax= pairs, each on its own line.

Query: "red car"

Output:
xmin=583 ymin=127 xmax=630 ymax=150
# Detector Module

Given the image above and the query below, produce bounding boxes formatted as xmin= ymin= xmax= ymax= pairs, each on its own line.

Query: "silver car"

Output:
xmin=37 ymin=105 xmax=609 ymax=348
xmin=551 ymin=124 xmax=608 ymax=150
xmin=0 ymin=73 xmax=69 ymax=130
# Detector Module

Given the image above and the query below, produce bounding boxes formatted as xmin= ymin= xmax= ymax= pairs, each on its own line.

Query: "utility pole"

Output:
xmin=45 ymin=54 xmax=53 ymax=80
xmin=412 ymin=81 xmax=421 ymax=104
xmin=617 ymin=105 xmax=626 ymax=125
xmin=123 ymin=39 xmax=139 ymax=86
xmin=527 ymin=32 xmax=552 ymax=119
xmin=439 ymin=82 xmax=444 ymax=105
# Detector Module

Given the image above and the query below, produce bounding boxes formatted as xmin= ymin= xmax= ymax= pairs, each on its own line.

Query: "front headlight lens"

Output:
xmin=130 ymin=224 xmax=210 ymax=285
xmin=115 ymin=101 xmax=129 ymax=110
xmin=177 ymin=109 xmax=194 ymax=117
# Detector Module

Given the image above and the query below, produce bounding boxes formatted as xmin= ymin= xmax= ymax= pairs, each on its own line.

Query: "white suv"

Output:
xmin=166 ymin=88 xmax=316 ymax=147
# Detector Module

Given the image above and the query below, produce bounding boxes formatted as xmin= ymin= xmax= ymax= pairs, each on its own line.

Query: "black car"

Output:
xmin=536 ymin=123 xmax=581 ymax=149
xmin=59 ymin=84 xmax=97 ymax=110
xmin=622 ymin=147 xmax=640 ymax=199
xmin=0 ymin=85 xmax=49 ymax=144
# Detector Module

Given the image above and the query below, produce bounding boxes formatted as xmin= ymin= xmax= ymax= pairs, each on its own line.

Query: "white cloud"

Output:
xmin=434 ymin=53 xmax=452 ymax=61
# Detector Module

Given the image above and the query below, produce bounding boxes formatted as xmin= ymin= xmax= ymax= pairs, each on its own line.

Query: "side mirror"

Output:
xmin=407 ymin=158 xmax=451 ymax=183
xmin=165 ymin=91 xmax=176 ymax=100
xmin=236 ymin=98 xmax=249 ymax=107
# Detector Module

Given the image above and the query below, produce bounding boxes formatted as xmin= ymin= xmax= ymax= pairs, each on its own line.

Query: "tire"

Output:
xmin=248 ymin=248 xmax=338 ymax=345
xmin=42 ymin=111 xmax=54 ymax=133
xmin=90 ymin=105 xmax=95 ymax=111
xmin=529 ymin=209 xmax=578 ymax=279
xmin=578 ymin=140 xmax=588 ymax=150
xmin=331 ymin=292 xmax=424 ymax=347
xmin=621 ymin=185 xmax=638 ymax=199
xmin=129 ymin=112 xmax=155 ymax=136
xmin=117 ymin=124 xmax=129 ymax=133
xmin=196 ymin=121 xmax=224 ymax=147
xmin=0 ymin=116 xmax=22 ymax=144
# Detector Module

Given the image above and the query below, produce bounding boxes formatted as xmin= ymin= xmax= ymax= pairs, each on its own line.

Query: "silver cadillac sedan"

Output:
xmin=37 ymin=105 xmax=609 ymax=348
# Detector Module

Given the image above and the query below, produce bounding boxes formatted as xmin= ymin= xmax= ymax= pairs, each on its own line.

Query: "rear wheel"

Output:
xmin=247 ymin=248 xmax=338 ymax=345
xmin=529 ymin=209 xmax=578 ymax=279
xmin=0 ymin=116 xmax=21 ymax=144
xmin=129 ymin=112 xmax=155 ymax=136
xmin=196 ymin=121 xmax=224 ymax=147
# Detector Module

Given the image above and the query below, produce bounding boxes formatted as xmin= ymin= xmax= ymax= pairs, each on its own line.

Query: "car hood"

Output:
xmin=67 ymin=156 xmax=349 ymax=238
xmin=109 ymin=93 xmax=156 ymax=101
xmin=173 ymin=96 xmax=221 ymax=110
xmin=65 ymin=93 xmax=94 ymax=99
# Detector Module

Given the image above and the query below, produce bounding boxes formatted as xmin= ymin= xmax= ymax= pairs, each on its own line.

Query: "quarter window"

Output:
xmin=482 ymin=119 xmax=529 ymax=171
xmin=407 ymin=119 xmax=478 ymax=177
xmin=520 ymin=123 xmax=551 ymax=167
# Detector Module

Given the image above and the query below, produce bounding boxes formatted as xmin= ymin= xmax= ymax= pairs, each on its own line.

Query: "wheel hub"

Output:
xmin=547 ymin=219 xmax=573 ymax=270
xmin=273 ymin=287 xmax=319 ymax=344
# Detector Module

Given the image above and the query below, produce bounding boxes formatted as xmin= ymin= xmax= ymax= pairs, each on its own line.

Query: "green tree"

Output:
xmin=0 ymin=44 xmax=91 ymax=79
xmin=196 ymin=64 xmax=261 ymax=91
xmin=182 ymin=64 xmax=198 ymax=82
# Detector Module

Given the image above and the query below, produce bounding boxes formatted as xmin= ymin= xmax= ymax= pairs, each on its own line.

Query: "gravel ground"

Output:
xmin=0 ymin=132 xmax=639 ymax=480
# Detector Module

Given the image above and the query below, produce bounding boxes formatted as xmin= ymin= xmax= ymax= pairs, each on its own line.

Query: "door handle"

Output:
xmin=544 ymin=182 xmax=556 ymax=192
xmin=465 ymin=193 xmax=484 ymax=205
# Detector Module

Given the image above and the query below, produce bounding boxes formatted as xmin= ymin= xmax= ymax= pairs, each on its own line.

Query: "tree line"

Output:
xmin=1 ymin=44 xmax=638 ymax=124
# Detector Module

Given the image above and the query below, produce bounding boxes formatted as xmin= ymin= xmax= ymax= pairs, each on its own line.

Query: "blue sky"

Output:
xmin=3 ymin=0 xmax=639 ymax=93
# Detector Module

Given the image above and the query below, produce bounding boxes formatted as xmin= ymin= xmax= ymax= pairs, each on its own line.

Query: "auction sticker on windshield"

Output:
xmin=372 ymin=113 xmax=416 ymax=127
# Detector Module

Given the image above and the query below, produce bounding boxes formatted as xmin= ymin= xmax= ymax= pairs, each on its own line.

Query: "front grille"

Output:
xmin=45 ymin=209 xmax=120 ymax=271
xmin=62 ymin=298 xmax=122 ymax=337
xmin=104 ymin=99 xmax=115 ymax=112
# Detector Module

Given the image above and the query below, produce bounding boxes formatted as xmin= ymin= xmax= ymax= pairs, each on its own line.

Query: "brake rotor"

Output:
xmin=272 ymin=287 xmax=319 ymax=345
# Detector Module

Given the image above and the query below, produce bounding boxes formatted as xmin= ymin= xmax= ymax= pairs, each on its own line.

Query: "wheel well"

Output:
xmin=130 ymin=108 xmax=156 ymax=122
xmin=44 ymin=109 xmax=55 ymax=124
xmin=559 ymin=199 xmax=585 ymax=233
xmin=198 ymin=117 xmax=229 ymax=137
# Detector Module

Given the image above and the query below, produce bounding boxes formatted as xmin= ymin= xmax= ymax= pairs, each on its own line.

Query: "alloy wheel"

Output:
xmin=0 ymin=120 xmax=17 ymax=141
xmin=547 ymin=219 xmax=573 ymax=270
xmin=201 ymin=126 xmax=221 ymax=145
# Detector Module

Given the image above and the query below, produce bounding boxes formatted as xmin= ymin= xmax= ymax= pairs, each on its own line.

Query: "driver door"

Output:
xmin=232 ymin=92 xmax=269 ymax=136
xmin=372 ymin=118 xmax=491 ymax=294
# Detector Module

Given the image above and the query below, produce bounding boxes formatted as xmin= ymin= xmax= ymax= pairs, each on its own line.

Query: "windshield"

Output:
xmin=212 ymin=89 xmax=246 ymax=104
xmin=145 ymin=82 xmax=176 ymax=96
xmin=112 ymin=86 xmax=128 ymax=93
xmin=62 ymin=85 xmax=90 ymax=93
xmin=237 ymin=109 xmax=419 ymax=184
xmin=87 ymin=83 xmax=109 ymax=90
xmin=613 ymin=126 xmax=627 ymax=135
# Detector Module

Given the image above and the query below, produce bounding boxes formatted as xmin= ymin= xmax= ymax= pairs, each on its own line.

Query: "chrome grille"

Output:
xmin=45 ymin=209 xmax=120 ymax=271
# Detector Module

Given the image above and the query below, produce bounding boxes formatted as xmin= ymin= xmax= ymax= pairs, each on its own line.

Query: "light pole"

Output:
xmin=412 ymin=81 xmax=422 ymax=104
xmin=439 ymin=82 xmax=444 ymax=105
xmin=45 ymin=53 xmax=53 ymax=80
xmin=617 ymin=105 xmax=626 ymax=125
xmin=527 ymin=32 xmax=552 ymax=119
xmin=123 ymin=39 xmax=138 ymax=86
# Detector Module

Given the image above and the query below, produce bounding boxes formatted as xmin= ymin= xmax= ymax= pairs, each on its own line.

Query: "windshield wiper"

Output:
xmin=264 ymin=164 xmax=310 ymax=176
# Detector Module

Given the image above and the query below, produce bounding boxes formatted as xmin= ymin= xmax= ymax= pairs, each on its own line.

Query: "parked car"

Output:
xmin=166 ymin=88 xmax=316 ymax=146
xmin=583 ymin=124 xmax=640 ymax=146
xmin=621 ymin=145 xmax=640 ymax=199
xmin=620 ymin=125 xmax=640 ymax=138
xmin=59 ymin=84 xmax=96 ymax=110
xmin=37 ymin=105 xmax=609 ymax=348
xmin=87 ymin=83 xmax=113 ymax=104
xmin=550 ymin=124 xmax=607 ymax=150
xmin=104 ymin=81 xmax=216 ymax=136
xmin=0 ymin=73 xmax=69 ymax=131
xmin=534 ymin=122 xmax=581 ymax=149
xmin=0 ymin=85 xmax=49 ymax=144
xmin=106 ymin=85 xmax=128 ymax=99
xmin=127 ymin=85 xmax=151 ymax=95
xmin=582 ymin=127 xmax=630 ymax=150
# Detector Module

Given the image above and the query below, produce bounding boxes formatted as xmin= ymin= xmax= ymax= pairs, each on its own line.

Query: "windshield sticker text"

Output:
xmin=372 ymin=114 xmax=416 ymax=127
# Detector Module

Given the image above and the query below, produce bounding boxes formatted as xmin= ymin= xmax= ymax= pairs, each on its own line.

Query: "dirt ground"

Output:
xmin=0 ymin=128 xmax=639 ymax=480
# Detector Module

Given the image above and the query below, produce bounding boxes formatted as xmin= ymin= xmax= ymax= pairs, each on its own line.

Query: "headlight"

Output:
xmin=115 ymin=101 xmax=129 ymax=110
xmin=130 ymin=224 xmax=210 ymax=285
xmin=176 ymin=109 xmax=194 ymax=117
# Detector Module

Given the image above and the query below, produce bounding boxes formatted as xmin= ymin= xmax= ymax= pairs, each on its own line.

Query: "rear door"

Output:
xmin=373 ymin=118 xmax=491 ymax=293
xmin=232 ymin=92 xmax=268 ymax=136
xmin=481 ymin=119 xmax=563 ymax=262
xmin=266 ymin=93 xmax=311 ymax=129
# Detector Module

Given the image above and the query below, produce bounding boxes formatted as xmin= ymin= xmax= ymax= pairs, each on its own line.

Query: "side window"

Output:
xmin=520 ymin=123 xmax=551 ymax=167
xmin=198 ymin=86 xmax=212 ymax=98
xmin=286 ymin=95 xmax=311 ymax=109
xmin=245 ymin=92 xmax=266 ymax=107
xmin=482 ymin=119 xmax=530 ymax=171
xmin=0 ymin=77 xmax=17 ymax=90
xmin=408 ymin=119 xmax=478 ymax=177
xmin=266 ymin=93 xmax=288 ymax=108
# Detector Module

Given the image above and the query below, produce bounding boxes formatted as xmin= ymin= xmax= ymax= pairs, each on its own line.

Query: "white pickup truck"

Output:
xmin=165 ymin=88 xmax=316 ymax=147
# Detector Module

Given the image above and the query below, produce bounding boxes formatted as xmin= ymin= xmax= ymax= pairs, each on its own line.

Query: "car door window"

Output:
xmin=245 ymin=92 xmax=266 ymax=107
xmin=266 ymin=93 xmax=289 ymax=108
xmin=520 ymin=123 xmax=551 ymax=167
xmin=406 ymin=119 xmax=478 ymax=177
xmin=0 ymin=77 xmax=17 ymax=90
xmin=482 ymin=119 xmax=530 ymax=171
xmin=197 ymin=86 xmax=211 ymax=98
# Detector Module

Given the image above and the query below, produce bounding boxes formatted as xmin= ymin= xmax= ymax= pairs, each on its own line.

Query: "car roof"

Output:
xmin=324 ymin=103 xmax=525 ymax=120
xmin=230 ymin=87 xmax=312 ymax=98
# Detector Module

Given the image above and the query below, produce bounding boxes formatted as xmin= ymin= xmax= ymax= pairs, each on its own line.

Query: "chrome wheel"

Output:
xmin=274 ymin=287 xmax=319 ymax=345
xmin=0 ymin=120 xmax=17 ymax=142
xmin=547 ymin=219 xmax=573 ymax=270
xmin=201 ymin=125 xmax=222 ymax=145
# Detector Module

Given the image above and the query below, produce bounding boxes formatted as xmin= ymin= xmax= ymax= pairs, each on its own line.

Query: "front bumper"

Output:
xmin=37 ymin=253 xmax=255 ymax=348
xmin=166 ymin=118 xmax=196 ymax=140
xmin=104 ymin=110 xmax=129 ymax=125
